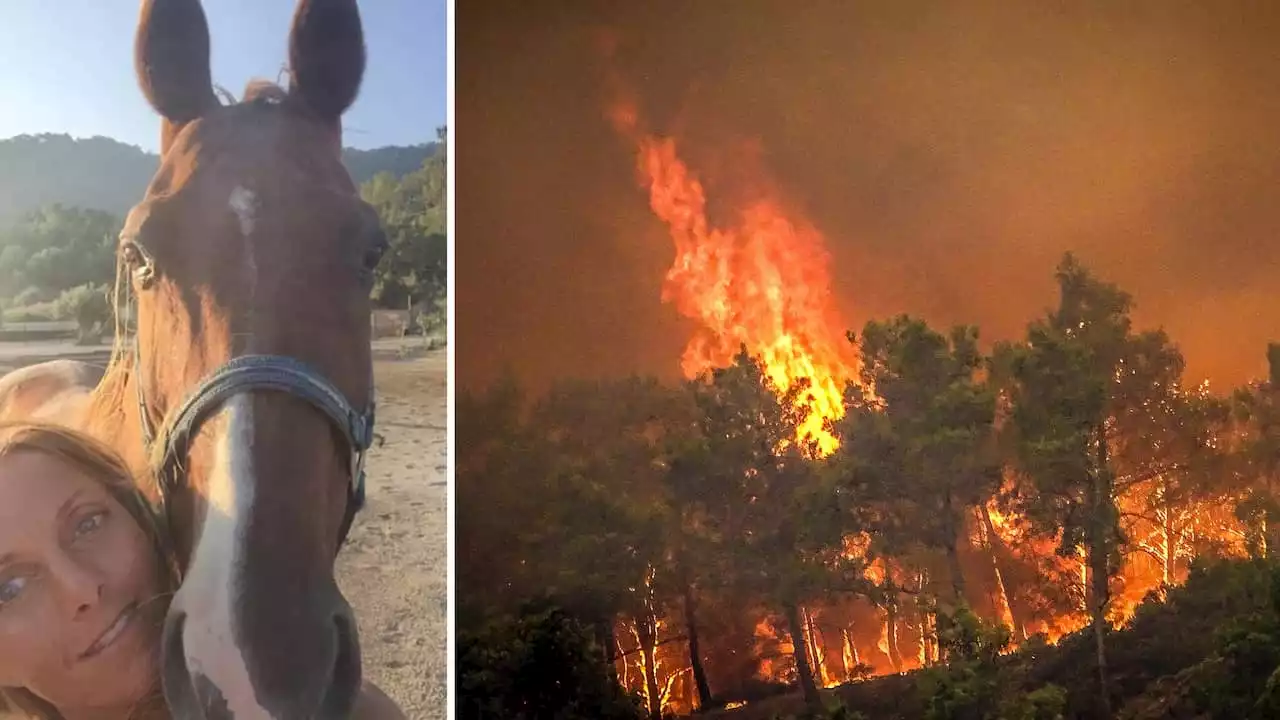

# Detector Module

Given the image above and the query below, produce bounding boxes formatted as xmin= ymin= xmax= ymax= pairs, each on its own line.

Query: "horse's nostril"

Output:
xmin=321 ymin=610 xmax=363 ymax=718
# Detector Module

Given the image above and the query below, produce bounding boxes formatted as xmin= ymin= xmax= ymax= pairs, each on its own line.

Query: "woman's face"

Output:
xmin=0 ymin=449 xmax=163 ymax=714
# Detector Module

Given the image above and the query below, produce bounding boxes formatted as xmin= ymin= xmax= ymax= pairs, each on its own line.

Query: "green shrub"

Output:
xmin=918 ymin=605 xmax=1017 ymax=720
xmin=1185 ymin=564 xmax=1280 ymax=719
xmin=457 ymin=601 xmax=644 ymax=720
xmin=54 ymin=283 xmax=110 ymax=343
xmin=11 ymin=286 xmax=44 ymax=307
xmin=3 ymin=300 xmax=58 ymax=324
xmin=994 ymin=684 xmax=1066 ymax=720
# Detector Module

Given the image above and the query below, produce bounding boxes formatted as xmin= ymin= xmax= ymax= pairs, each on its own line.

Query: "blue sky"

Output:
xmin=0 ymin=0 xmax=446 ymax=152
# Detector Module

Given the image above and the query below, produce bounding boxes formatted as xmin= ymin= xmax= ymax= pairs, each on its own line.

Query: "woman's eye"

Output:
xmin=74 ymin=511 xmax=106 ymax=539
xmin=0 ymin=575 xmax=28 ymax=607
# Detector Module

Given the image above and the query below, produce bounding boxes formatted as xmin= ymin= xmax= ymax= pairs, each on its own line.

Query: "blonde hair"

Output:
xmin=0 ymin=421 xmax=176 ymax=720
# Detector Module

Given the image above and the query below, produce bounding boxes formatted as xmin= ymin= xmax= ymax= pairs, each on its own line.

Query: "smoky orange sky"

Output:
xmin=457 ymin=0 xmax=1280 ymax=395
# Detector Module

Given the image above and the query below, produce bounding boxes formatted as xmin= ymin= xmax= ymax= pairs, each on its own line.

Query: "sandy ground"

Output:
xmin=337 ymin=346 xmax=448 ymax=719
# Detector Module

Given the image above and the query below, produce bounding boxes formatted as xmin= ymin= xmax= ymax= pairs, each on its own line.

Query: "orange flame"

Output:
xmin=613 ymin=106 xmax=855 ymax=455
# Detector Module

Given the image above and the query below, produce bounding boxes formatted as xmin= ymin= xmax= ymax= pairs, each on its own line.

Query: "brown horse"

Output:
xmin=0 ymin=0 xmax=386 ymax=717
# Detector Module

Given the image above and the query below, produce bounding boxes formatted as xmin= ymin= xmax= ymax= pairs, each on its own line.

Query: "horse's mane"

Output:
xmin=217 ymin=78 xmax=290 ymax=108
xmin=87 ymin=252 xmax=137 ymax=434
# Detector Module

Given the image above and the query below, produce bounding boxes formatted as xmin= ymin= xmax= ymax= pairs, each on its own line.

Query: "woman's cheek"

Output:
xmin=114 ymin=522 xmax=159 ymax=597
xmin=0 ymin=614 xmax=60 ymax=687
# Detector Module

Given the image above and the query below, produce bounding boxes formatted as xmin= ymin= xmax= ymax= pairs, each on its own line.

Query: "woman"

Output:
xmin=0 ymin=422 xmax=404 ymax=719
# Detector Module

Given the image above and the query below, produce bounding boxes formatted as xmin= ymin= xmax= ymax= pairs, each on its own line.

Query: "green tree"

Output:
xmin=660 ymin=437 xmax=723 ymax=711
xmin=55 ymin=283 xmax=111 ymax=343
xmin=686 ymin=347 xmax=851 ymax=710
xmin=361 ymin=126 xmax=447 ymax=313
xmin=456 ymin=378 xmax=546 ymax=628
xmin=997 ymin=253 xmax=1186 ymax=716
xmin=1122 ymin=381 xmax=1234 ymax=590
xmin=526 ymin=378 xmax=678 ymax=719
xmin=834 ymin=317 xmax=1002 ymax=612
xmin=0 ymin=204 xmax=119 ymax=301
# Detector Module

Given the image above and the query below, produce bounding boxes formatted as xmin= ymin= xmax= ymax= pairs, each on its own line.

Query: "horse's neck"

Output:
xmin=84 ymin=364 xmax=156 ymax=501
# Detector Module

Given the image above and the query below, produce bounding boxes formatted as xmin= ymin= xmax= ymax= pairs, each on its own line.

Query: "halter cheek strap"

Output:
xmin=135 ymin=346 xmax=375 ymax=551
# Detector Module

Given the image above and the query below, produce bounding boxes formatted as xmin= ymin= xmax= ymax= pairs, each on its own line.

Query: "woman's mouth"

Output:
xmin=81 ymin=602 xmax=139 ymax=660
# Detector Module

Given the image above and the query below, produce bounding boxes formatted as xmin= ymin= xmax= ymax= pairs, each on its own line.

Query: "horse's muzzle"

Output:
xmin=160 ymin=594 xmax=362 ymax=719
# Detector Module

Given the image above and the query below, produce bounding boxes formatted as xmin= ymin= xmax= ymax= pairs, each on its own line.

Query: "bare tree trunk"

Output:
xmin=1268 ymin=474 xmax=1276 ymax=560
xmin=842 ymin=628 xmax=860 ymax=681
xmin=1089 ymin=552 xmax=1111 ymax=718
xmin=618 ymin=632 xmax=632 ymax=689
xmin=1090 ymin=425 xmax=1114 ymax=718
xmin=599 ymin=620 xmax=619 ymax=684
xmin=885 ymin=601 xmax=903 ymax=673
xmin=681 ymin=581 xmax=712 ymax=711
xmin=944 ymin=541 xmax=967 ymax=609
xmin=803 ymin=606 xmax=828 ymax=687
xmin=783 ymin=602 xmax=821 ymax=710
xmin=942 ymin=492 xmax=968 ymax=604
xmin=633 ymin=613 xmax=663 ymax=720
xmin=917 ymin=571 xmax=935 ymax=667
xmin=979 ymin=505 xmax=1022 ymax=640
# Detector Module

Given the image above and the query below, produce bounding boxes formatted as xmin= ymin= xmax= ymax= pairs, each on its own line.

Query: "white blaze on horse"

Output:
xmin=0 ymin=0 xmax=388 ymax=717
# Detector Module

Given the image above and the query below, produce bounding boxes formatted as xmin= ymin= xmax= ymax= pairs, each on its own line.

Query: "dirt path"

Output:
xmin=336 ymin=350 xmax=448 ymax=719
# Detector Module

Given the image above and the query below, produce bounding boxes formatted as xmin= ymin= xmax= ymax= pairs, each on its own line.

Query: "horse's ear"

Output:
xmin=134 ymin=0 xmax=218 ymax=153
xmin=287 ymin=0 xmax=366 ymax=126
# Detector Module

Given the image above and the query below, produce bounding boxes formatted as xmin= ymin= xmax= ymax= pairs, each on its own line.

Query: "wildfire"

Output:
xmin=609 ymin=102 xmax=855 ymax=456
xmin=595 ymin=63 xmax=1253 ymax=716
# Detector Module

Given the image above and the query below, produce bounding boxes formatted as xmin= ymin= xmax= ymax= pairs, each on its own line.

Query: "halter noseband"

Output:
xmin=134 ymin=346 xmax=374 ymax=550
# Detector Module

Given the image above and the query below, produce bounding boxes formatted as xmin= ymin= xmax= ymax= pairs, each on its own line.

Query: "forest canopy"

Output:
xmin=457 ymin=254 xmax=1280 ymax=720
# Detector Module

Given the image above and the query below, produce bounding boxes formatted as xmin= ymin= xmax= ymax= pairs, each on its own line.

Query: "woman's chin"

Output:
xmin=71 ymin=609 xmax=163 ymax=709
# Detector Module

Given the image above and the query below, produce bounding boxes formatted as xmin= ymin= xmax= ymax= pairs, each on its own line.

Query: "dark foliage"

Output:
xmin=458 ymin=600 xmax=646 ymax=720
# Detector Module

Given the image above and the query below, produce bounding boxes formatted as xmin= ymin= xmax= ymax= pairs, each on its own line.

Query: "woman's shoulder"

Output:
xmin=353 ymin=680 xmax=408 ymax=720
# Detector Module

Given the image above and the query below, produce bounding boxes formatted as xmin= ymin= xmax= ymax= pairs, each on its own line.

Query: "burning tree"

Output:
xmin=996 ymin=253 xmax=1191 ymax=716
xmin=832 ymin=316 xmax=1003 ymax=637
xmin=1119 ymin=380 xmax=1236 ymax=597
xmin=1232 ymin=345 xmax=1280 ymax=558
xmin=460 ymin=89 xmax=1278 ymax=713
xmin=680 ymin=348 xmax=857 ymax=711
xmin=524 ymin=377 xmax=693 ymax=720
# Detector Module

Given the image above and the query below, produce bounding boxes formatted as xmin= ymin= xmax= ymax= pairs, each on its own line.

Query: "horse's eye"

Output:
xmin=121 ymin=242 xmax=144 ymax=267
xmin=121 ymin=241 xmax=156 ymax=288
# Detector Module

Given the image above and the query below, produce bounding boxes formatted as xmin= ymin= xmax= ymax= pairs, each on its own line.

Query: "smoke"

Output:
xmin=457 ymin=0 xmax=1280 ymax=393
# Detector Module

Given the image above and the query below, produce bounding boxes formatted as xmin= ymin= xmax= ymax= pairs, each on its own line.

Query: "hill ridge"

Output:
xmin=0 ymin=132 xmax=437 ymax=222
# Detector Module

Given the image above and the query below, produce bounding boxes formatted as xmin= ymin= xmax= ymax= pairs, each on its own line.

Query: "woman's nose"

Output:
xmin=50 ymin=552 xmax=105 ymax=616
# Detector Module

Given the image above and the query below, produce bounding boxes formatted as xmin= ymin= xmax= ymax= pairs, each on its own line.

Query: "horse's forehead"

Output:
xmin=126 ymin=110 xmax=361 ymax=258
xmin=133 ymin=151 xmax=335 ymax=234
xmin=151 ymin=109 xmax=313 ymax=190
